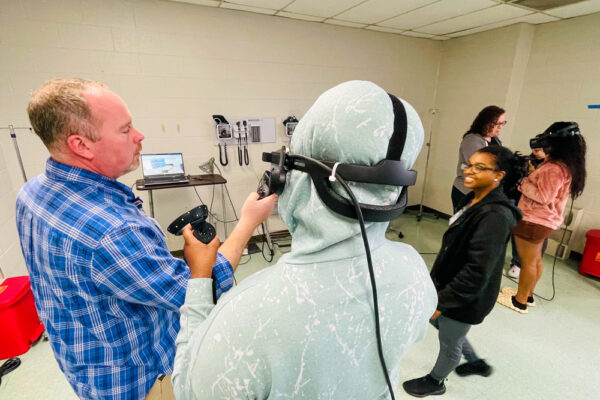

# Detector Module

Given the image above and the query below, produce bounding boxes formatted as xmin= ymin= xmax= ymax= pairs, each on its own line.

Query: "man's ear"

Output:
xmin=66 ymin=134 xmax=94 ymax=160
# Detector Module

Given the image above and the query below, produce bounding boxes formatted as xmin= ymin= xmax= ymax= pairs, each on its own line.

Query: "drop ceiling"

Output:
xmin=168 ymin=0 xmax=600 ymax=40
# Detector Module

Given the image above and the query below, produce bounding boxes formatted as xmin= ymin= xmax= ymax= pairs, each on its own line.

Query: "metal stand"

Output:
xmin=1 ymin=125 xmax=32 ymax=184
xmin=416 ymin=109 xmax=439 ymax=222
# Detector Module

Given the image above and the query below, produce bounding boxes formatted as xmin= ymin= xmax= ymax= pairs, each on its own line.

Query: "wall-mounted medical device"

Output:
xmin=282 ymin=116 xmax=299 ymax=138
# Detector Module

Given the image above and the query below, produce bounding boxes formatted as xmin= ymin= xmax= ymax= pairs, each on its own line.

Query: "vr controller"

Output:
xmin=167 ymin=205 xmax=216 ymax=244
xmin=257 ymin=147 xmax=287 ymax=199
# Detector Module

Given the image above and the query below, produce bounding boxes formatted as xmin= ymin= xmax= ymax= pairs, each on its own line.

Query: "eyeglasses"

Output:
xmin=493 ymin=120 xmax=507 ymax=127
xmin=461 ymin=163 xmax=499 ymax=173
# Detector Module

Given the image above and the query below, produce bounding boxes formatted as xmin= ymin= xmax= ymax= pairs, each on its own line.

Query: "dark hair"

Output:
xmin=463 ymin=105 xmax=505 ymax=138
xmin=545 ymin=133 xmax=586 ymax=198
xmin=476 ymin=146 xmax=526 ymax=199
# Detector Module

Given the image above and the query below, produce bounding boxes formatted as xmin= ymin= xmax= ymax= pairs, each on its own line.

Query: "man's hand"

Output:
xmin=182 ymin=225 xmax=220 ymax=279
xmin=430 ymin=310 xmax=441 ymax=320
xmin=217 ymin=192 xmax=278 ymax=270
xmin=240 ymin=192 xmax=278 ymax=230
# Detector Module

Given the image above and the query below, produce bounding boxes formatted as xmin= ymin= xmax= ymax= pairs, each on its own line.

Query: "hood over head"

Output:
xmin=278 ymin=80 xmax=424 ymax=262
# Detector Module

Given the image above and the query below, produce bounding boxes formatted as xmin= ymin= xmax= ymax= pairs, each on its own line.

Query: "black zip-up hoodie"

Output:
xmin=431 ymin=186 xmax=522 ymax=324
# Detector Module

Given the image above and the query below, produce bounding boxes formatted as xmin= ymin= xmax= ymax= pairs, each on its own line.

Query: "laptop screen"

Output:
xmin=141 ymin=153 xmax=186 ymax=179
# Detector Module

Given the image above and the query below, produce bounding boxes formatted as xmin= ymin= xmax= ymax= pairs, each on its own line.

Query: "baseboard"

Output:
xmin=569 ymin=251 xmax=582 ymax=262
xmin=248 ymin=229 xmax=291 ymax=244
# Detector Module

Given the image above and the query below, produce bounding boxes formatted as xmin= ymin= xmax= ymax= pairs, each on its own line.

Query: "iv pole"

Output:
xmin=416 ymin=109 xmax=439 ymax=222
xmin=1 ymin=125 xmax=32 ymax=183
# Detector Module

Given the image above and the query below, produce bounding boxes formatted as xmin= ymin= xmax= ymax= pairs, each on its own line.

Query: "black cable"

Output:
xmin=258 ymin=223 xmax=275 ymax=263
xmin=0 ymin=357 xmax=21 ymax=386
xmin=295 ymin=155 xmax=396 ymax=400
xmin=219 ymin=143 xmax=228 ymax=166
xmin=260 ymin=237 xmax=274 ymax=263
xmin=192 ymin=187 xmax=239 ymax=224
xmin=222 ymin=183 xmax=240 ymax=220
xmin=237 ymin=254 xmax=251 ymax=266
xmin=209 ymin=177 xmax=216 ymax=216
xmin=243 ymin=122 xmax=250 ymax=165
xmin=236 ymin=123 xmax=243 ymax=166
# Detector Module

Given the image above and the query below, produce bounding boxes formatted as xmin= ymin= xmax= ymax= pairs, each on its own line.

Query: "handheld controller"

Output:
xmin=167 ymin=205 xmax=216 ymax=244
xmin=257 ymin=146 xmax=287 ymax=199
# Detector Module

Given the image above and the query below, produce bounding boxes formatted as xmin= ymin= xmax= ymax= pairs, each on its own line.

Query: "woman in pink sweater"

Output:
xmin=499 ymin=122 xmax=586 ymax=313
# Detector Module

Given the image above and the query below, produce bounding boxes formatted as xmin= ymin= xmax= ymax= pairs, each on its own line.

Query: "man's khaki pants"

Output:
xmin=145 ymin=375 xmax=175 ymax=400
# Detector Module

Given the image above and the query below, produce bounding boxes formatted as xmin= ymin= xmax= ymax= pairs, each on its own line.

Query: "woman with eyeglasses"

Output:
xmin=403 ymin=146 xmax=523 ymax=398
xmin=498 ymin=122 xmax=586 ymax=314
xmin=452 ymin=105 xmax=506 ymax=212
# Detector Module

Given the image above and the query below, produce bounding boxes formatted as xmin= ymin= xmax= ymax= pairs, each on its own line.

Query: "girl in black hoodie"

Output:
xmin=403 ymin=146 xmax=523 ymax=398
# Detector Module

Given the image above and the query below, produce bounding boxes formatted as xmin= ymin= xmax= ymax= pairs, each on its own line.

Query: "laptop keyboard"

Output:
xmin=143 ymin=177 xmax=189 ymax=186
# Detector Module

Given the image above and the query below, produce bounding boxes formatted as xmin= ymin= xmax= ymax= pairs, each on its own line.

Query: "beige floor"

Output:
xmin=1 ymin=211 xmax=599 ymax=399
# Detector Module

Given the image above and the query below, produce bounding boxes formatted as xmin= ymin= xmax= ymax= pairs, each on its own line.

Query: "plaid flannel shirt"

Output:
xmin=16 ymin=159 xmax=233 ymax=399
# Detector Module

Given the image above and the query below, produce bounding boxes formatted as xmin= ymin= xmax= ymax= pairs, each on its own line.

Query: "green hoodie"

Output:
xmin=173 ymin=80 xmax=437 ymax=399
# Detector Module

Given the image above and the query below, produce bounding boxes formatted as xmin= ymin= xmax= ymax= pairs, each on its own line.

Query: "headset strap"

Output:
xmin=385 ymin=94 xmax=408 ymax=161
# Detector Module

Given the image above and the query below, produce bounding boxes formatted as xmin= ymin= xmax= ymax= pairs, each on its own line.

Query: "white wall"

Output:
xmin=424 ymin=14 xmax=599 ymax=253
xmin=2 ymin=0 xmax=597 ymax=279
xmin=425 ymin=23 xmax=534 ymax=214
xmin=509 ymin=13 xmax=600 ymax=252
xmin=0 ymin=0 xmax=441 ymax=278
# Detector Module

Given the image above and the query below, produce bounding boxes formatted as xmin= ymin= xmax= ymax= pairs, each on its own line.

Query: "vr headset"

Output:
xmin=258 ymin=94 xmax=417 ymax=222
xmin=530 ymin=122 xmax=580 ymax=149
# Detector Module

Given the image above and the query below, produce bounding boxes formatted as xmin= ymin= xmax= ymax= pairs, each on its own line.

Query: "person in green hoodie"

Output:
xmin=403 ymin=145 xmax=523 ymax=398
xmin=172 ymin=80 xmax=437 ymax=399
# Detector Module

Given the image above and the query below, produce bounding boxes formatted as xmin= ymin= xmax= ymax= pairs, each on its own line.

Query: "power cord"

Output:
xmin=258 ymin=223 xmax=275 ymax=263
xmin=192 ymin=186 xmax=239 ymax=224
xmin=0 ymin=357 xmax=21 ymax=386
xmin=295 ymin=155 xmax=396 ymax=400
xmin=194 ymin=182 xmax=275 ymax=263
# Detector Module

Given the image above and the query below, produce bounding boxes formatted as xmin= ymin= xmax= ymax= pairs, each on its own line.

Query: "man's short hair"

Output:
xmin=27 ymin=78 xmax=106 ymax=151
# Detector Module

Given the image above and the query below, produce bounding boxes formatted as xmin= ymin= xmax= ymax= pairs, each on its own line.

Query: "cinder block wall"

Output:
xmin=0 ymin=0 xmax=441 ymax=277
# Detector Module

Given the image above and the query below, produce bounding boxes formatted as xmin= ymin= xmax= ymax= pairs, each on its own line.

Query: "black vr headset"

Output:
xmin=258 ymin=94 xmax=417 ymax=222
xmin=530 ymin=122 xmax=580 ymax=149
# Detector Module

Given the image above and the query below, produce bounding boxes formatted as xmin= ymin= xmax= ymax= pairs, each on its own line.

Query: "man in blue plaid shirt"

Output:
xmin=16 ymin=78 xmax=276 ymax=400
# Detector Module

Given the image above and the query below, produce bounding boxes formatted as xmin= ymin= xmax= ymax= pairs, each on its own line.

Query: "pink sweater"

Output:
xmin=518 ymin=161 xmax=572 ymax=230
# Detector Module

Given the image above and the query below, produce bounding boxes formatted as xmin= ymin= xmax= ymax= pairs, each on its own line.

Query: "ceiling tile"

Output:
xmin=400 ymin=30 xmax=436 ymax=38
xmin=324 ymin=19 xmax=367 ymax=28
xmin=335 ymin=0 xmax=438 ymax=24
xmin=379 ymin=0 xmax=496 ymax=30
xmin=516 ymin=12 xmax=561 ymax=23
xmin=222 ymin=1 xmax=290 ymax=10
xmin=284 ymin=0 xmax=365 ymax=18
xmin=365 ymin=25 xmax=405 ymax=34
xmin=169 ymin=0 xmax=219 ymax=6
xmin=545 ymin=0 xmax=600 ymax=18
xmin=415 ymin=3 xmax=531 ymax=35
xmin=276 ymin=11 xmax=325 ymax=22
xmin=220 ymin=2 xmax=277 ymax=14
xmin=447 ymin=12 xmax=558 ymax=37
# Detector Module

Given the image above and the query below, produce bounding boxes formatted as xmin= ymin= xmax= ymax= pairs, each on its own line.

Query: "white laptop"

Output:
xmin=140 ymin=153 xmax=190 ymax=186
